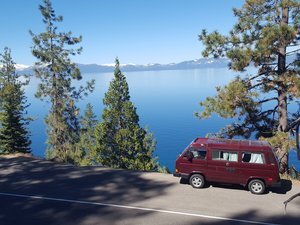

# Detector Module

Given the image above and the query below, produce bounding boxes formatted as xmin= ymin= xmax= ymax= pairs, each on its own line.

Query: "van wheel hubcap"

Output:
xmin=192 ymin=177 xmax=202 ymax=187
xmin=252 ymin=182 xmax=262 ymax=193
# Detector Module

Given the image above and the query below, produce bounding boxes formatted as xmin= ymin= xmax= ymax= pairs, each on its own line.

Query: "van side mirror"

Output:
xmin=187 ymin=151 xmax=194 ymax=161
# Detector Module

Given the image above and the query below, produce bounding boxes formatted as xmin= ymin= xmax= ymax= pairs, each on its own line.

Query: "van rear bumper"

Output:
xmin=264 ymin=178 xmax=281 ymax=188
xmin=270 ymin=180 xmax=281 ymax=188
xmin=173 ymin=172 xmax=189 ymax=179
xmin=173 ymin=172 xmax=181 ymax=177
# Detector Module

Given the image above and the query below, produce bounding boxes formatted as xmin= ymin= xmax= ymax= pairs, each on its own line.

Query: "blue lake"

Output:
xmin=24 ymin=68 xmax=300 ymax=171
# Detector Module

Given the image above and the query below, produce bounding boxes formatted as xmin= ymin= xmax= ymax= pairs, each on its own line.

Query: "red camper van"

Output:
xmin=174 ymin=138 xmax=280 ymax=194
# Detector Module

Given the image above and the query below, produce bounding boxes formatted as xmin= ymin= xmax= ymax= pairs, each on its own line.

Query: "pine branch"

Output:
xmin=260 ymin=62 xmax=278 ymax=66
xmin=285 ymin=58 xmax=300 ymax=69
xmin=284 ymin=192 xmax=300 ymax=215
xmin=258 ymin=97 xmax=279 ymax=104
xmin=272 ymin=105 xmax=278 ymax=121
xmin=285 ymin=117 xmax=300 ymax=132
xmin=248 ymin=81 xmax=267 ymax=90
xmin=249 ymin=71 xmax=272 ymax=81
xmin=257 ymin=109 xmax=277 ymax=117
xmin=286 ymin=48 xmax=300 ymax=55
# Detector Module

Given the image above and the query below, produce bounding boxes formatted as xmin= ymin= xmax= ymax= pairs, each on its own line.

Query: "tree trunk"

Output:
xmin=277 ymin=6 xmax=289 ymax=173
xmin=277 ymin=6 xmax=288 ymax=131
xmin=277 ymin=148 xmax=289 ymax=174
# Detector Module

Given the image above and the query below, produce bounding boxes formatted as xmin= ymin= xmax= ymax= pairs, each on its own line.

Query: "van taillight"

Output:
xmin=175 ymin=168 xmax=179 ymax=173
xmin=267 ymin=178 xmax=273 ymax=181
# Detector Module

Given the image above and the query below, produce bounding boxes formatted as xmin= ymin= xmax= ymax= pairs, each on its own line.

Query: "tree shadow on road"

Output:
xmin=1 ymin=157 xmax=298 ymax=225
xmin=0 ymin=156 xmax=174 ymax=225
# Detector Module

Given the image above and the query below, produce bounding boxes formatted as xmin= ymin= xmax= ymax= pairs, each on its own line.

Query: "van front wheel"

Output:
xmin=190 ymin=174 xmax=205 ymax=189
xmin=248 ymin=179 xmax=265 ymax=194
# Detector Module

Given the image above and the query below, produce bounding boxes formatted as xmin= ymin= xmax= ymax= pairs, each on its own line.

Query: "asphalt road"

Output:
xmin=0 ymin=156 xmax=299 ymax=225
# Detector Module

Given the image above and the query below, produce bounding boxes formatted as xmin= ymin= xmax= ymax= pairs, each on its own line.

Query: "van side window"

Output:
xmin=212 ymin=150 xmax=238 ymax=162
xmin=242 ymin=152 xmax=264 ymax=164
xmin=191 ymin=149 xmax=207 ymax=159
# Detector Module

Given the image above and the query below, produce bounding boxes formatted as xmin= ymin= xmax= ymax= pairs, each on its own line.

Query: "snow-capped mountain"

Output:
xmin=0 ymin=64 xmax=31 ymax=71
xmin=76 ymin=58 xmax=230 ymax=73
xmin=16 ymin=58 xmax=230 ymax=74
xmin=15 ymin=64 xmax=31 ymax=71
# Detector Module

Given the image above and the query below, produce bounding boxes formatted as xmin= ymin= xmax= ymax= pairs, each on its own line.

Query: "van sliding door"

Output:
xmin=208 ymin=149 xmax=240 ymax=183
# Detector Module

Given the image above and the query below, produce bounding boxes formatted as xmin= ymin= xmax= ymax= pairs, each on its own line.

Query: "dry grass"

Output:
xmin=0 ymin=153 xmax=36 ymax=159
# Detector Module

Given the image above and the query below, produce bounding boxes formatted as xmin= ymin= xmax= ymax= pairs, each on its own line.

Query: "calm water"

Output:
xmin=24 ymin=68 xmax=300 ymax=171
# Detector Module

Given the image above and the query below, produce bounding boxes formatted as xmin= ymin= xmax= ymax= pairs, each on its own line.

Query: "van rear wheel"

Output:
xmin=248 ymin=179 xmax=265 ymax=194
xmin=190 ymin=174 xmax=205 ymax=188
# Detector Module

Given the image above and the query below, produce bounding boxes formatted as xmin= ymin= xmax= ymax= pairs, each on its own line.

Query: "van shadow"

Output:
xmin=180 ymin=178 xmax=293 ymax=194
xmin=268 ymin=179 xmax=292 ymax=194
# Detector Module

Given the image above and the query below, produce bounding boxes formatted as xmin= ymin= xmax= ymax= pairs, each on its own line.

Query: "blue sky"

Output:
xmin=0 ymin=0 xmax=244 ymax=65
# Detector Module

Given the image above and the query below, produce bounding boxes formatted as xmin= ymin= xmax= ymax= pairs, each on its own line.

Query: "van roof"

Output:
xmin=192 ymin=138 xmax=271 ymax=149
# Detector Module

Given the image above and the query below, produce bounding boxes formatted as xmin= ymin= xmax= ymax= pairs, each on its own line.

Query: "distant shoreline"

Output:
xmin=17 ymin=58 xmax=230 ymax=74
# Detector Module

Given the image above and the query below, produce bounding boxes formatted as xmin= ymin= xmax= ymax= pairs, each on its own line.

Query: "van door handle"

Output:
xmin=226 ymin=162 xmax=230 ymax=166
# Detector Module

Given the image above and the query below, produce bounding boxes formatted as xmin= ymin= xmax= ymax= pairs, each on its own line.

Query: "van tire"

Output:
xmin=189 ymin=174 xmax=205 ymax=189
xmin=248 ymin=179 xmax=265 ymax=194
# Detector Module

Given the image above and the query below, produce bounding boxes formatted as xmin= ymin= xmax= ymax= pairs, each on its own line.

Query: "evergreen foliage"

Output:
xmin=0 ymin=47 xmax=31 ymax=154
xmin=30 ymin=0 xmax=94 ymax=162
xmin=95 ymin=58 xmax=158 ymax=171
xmin=75 ymin=103 xmax=98 ymax=165
xmin=198 ymin=0 xmax=300 ymax=172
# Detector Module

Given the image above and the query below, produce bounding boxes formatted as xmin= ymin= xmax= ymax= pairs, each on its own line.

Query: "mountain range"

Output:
xmin=16 ymin=58 xmax=230 ymax=74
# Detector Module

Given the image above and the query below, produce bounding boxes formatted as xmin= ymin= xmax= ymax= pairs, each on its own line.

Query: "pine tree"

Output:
xmin=95 ymin=58 xmax=158 ymax=171
xmin=75 ymin=103 xmax=98 ymax=165
xmin=30 ymin=0 xmax=94 ymax=162
xmin=197 ymin=0 xmax=300 ymax=173
xmin=0 ymin=47 xmax=31 ymax=154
